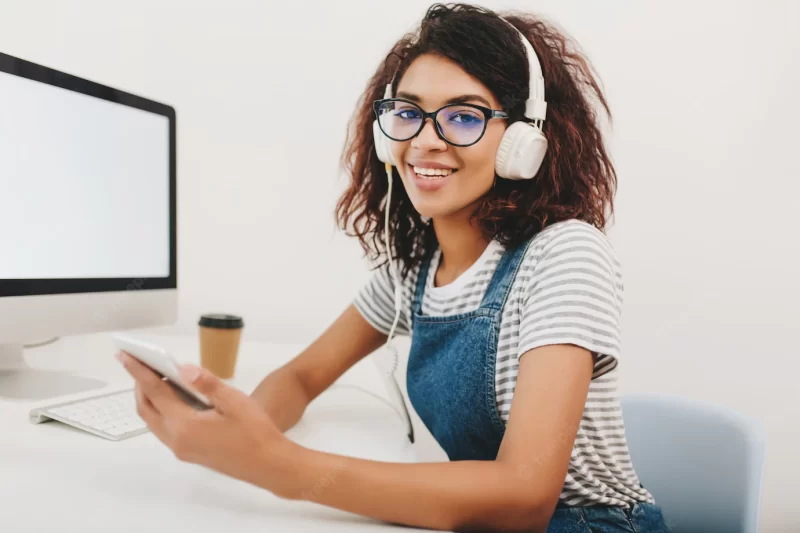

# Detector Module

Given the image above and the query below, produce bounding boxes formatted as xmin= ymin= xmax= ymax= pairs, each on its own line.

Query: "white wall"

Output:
xmin=1 ymin=1 xmax=798 ymax=530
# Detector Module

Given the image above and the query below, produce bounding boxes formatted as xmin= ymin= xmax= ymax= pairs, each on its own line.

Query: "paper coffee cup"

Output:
xmin=198 ymin=314 xmax=244 ymax=379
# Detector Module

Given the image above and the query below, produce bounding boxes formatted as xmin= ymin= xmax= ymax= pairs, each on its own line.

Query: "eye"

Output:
xmin=396 ymin=107 xmax=422 ymax=120
xmin=449 ymin=112 xmax=482 ymax=125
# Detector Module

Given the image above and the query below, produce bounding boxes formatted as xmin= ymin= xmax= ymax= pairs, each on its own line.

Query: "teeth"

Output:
xmin=412 ymin=166 xmax=457 ymax=179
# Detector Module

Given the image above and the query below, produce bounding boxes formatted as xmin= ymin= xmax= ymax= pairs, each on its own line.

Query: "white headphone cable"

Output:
xmin=382 ymin=161 xmax=415 ymax=443
xmin=384 ymin=162 xmax=403 ymax=373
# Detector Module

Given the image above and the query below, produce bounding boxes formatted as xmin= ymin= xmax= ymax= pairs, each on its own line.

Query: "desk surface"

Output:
xmin=0 ymin=332 xmax=430 ymax=532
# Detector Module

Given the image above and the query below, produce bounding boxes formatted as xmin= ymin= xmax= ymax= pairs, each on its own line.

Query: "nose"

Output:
xmin=411 ymin=118 xmax=447 ymax=152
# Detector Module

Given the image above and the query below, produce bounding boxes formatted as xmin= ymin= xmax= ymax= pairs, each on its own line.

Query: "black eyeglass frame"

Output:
xmin=373 ymin=97 xmax=509 ymax=148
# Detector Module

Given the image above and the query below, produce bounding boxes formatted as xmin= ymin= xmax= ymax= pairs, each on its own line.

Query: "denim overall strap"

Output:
xmin=477 ymin=238 xmax=532 ymax=312
xmin=411 ymin=249 xmax=434 ymax=316
xmin=406 ymin=237 xmax=533 ymax=461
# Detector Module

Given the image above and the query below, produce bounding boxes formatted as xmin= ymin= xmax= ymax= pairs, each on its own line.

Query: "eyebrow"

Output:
xmin=395 ymin=91 xmax=493 ymax=108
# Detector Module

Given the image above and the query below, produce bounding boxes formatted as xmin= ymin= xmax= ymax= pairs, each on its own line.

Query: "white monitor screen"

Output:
xmin=0 ymin=70 xmax=170 ymax=279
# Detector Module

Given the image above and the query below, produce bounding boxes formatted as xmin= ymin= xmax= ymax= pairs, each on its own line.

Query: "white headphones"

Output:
xmin=373 ymin=18 xmax=548 ymax=180
xmin=372 ymin=18 xmax=548 ymax=444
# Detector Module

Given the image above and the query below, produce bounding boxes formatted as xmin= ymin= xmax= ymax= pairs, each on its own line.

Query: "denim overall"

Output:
xmin=406 ymin=237 xmax=671 ymax=533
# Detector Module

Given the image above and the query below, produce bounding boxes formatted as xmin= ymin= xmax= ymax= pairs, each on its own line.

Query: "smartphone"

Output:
xmin=112 ymin=333 xmax=213 ymax=410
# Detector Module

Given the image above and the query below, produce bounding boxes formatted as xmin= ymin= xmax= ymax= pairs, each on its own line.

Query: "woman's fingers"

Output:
xmin=134 ymin=383 xmax=166 ymax=434
xmin=117 ymin=351 xmax=191 ymax=418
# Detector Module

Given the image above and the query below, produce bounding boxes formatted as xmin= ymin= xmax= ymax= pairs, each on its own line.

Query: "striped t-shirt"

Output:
xmin=354 ymin=219 xmax=654 ymax=507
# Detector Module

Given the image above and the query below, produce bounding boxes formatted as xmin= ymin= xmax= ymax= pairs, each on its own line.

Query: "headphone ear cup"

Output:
xmin=495 ymin=122 xmax=547 ymax=180
xmin=373 ymin=120 xmax=397 ymax=166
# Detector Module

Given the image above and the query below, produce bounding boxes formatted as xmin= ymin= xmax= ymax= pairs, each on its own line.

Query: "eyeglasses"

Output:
xmin=373 ymin=98 xmax=509 ymax=148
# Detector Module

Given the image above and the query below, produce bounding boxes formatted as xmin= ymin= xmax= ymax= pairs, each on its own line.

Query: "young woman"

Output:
xmin=118 ymin=4 xmax=671 ymax=532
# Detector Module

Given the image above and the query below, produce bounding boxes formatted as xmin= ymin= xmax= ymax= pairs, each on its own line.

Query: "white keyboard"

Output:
xmin=29 ymin=389 xmax=149 ymax=441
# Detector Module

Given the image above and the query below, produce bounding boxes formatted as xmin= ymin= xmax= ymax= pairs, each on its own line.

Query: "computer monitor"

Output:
xmin=0 ymin=52 xmax=177 ymax=401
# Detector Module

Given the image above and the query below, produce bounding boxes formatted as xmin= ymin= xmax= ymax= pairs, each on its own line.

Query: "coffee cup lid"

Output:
xmin=199 ymin=314 xmax=244 ymax=329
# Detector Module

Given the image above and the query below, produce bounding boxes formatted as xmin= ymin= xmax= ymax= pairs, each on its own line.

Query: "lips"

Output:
xmin=408 ymin=163 xmax=458 ymax=192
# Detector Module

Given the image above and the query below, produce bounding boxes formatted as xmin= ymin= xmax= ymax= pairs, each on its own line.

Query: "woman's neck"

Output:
xmin=432 ymin=214 xmax=491 ymax=287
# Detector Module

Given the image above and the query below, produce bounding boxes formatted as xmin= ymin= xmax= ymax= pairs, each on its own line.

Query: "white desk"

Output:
xmin=0 ymin=332 xmax=432 ymax=532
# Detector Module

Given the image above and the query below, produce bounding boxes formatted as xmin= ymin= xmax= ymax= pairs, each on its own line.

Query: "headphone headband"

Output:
xmin=382 ymin=17 xmax=547 ymax=124
xmin=500 ymin=18 xmax=547 ymax=124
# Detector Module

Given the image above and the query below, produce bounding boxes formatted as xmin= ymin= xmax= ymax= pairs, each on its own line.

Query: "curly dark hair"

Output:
xmin=336 ymin=3 xmax=615 ymax=278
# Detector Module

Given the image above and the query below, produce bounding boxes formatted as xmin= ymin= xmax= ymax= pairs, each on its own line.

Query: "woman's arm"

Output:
xmin=250 ymin=303 xmax=388 ymax=432
xmin=260 ymin=344 xmax=594 ymax=533
xmin=119 ymin=327 xmax=592 ymax=532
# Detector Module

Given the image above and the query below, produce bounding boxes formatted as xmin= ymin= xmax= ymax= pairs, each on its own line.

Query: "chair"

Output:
xmin=621 ymin=393 xmax=767 ymax=533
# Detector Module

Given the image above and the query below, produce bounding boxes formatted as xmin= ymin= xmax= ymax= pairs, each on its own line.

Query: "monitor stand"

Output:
xmin=0 ymin=343 xmax=106 ymax=401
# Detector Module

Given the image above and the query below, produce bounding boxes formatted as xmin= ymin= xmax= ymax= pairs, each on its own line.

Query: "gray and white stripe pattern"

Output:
xmin=355 ymin=219 xmax=654 ymax=507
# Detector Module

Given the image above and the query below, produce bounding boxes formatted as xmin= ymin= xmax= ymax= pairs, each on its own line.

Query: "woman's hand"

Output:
xmin=116 ymin=351 xmax=300 ymax=498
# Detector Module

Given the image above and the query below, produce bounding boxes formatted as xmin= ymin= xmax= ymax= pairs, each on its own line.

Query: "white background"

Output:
xmin=0 ymin=1 xmax=798 ymax=531
xmin=0 ymin=71 xmax=170 ymax=278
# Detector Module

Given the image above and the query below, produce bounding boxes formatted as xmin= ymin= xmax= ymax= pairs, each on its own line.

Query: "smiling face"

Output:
xmin=389 ymin=53 xmax=507 ymax=221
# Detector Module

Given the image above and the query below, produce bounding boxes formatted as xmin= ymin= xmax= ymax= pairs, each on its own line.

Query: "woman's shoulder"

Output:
xmin=532 ymin=218 xmax=611 ymax=245
xmin=524 ymin=219 xmax=620 ymax=267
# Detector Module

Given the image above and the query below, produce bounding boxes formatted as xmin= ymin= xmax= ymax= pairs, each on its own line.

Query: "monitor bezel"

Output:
xmin=0 ymin=51 xmax=177 ymax=297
